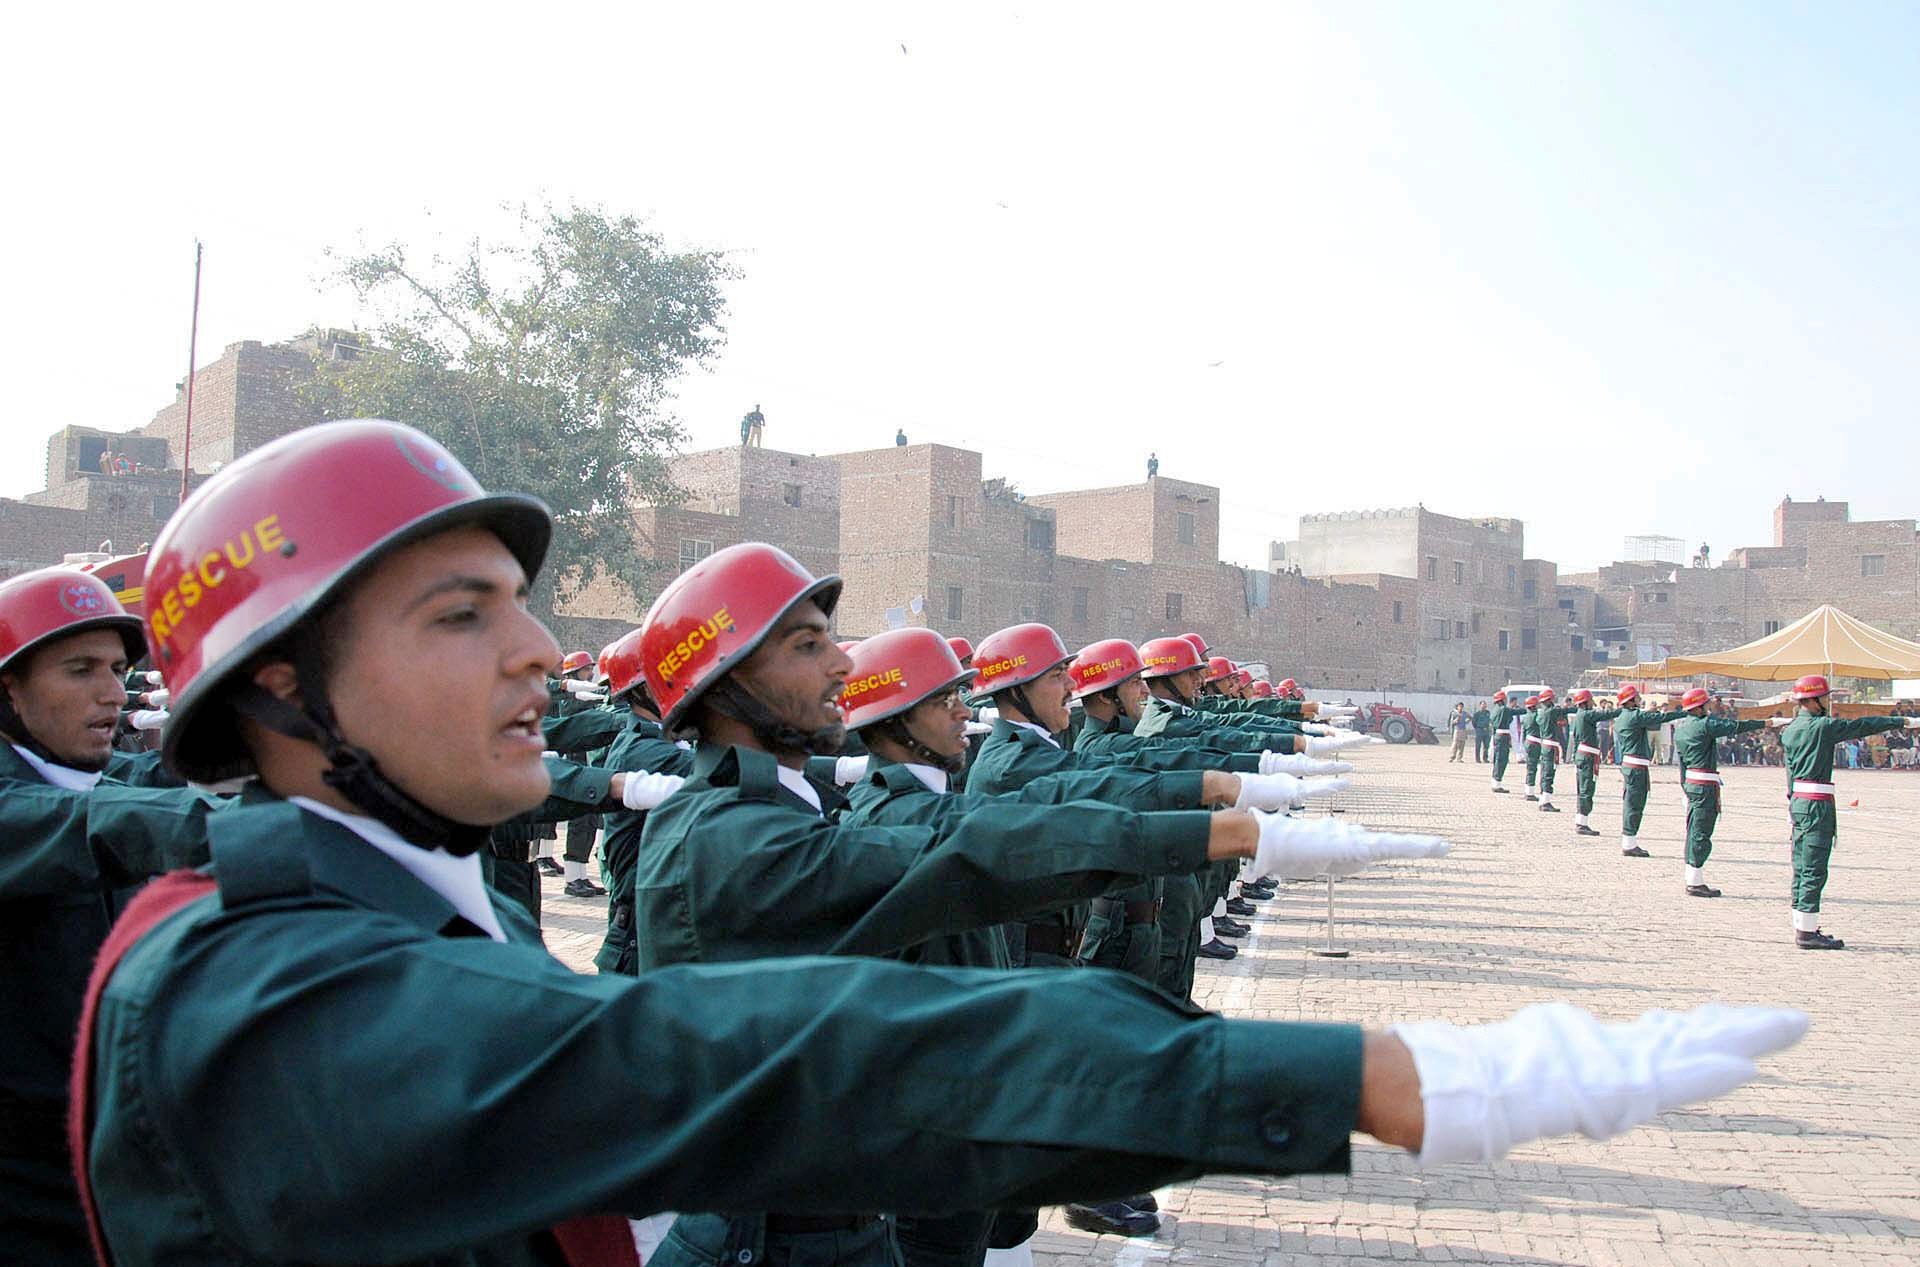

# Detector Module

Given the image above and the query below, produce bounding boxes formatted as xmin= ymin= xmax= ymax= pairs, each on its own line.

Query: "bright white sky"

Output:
xmin=6 ymin=2 xmax=1916 ymax=572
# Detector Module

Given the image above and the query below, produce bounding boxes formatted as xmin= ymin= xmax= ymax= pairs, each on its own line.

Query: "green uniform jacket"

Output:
xmin=542 ymin=705 xmax=630 ymax=758
xmin=1135 ymin=697 xmax=1299 ymax=749
xmin=0 ymin=744 xmax=222 ymax=1265
xmin=1567 ymin=707 xmax=1621 ymax=756
xmin=1197 ymin=697 xmax=1306 ymax=721
xmin=1675 ymin=715 xmax=1763 ymax=771
xmin=1781 ymin=713 xmax=1905 ymax=785
xmin=1614 ymin=707 xmax=1687 ymax=761
xmin=593 ymin=717 xmax=698 ymax=973
xmin=1073 ymin=712 xmax=1262 ymax=772
xmin=84 ymin=789 xmax=1361 ymax=1266
xmin=1490 ymin=703 xmax=1516 ymax=734
xmin=103 ymin=748 xmax=188 ymax=788
xmin=633 ymin=743 xmax=1211 ymax=969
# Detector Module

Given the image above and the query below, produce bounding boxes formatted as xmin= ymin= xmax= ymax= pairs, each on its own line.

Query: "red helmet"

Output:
xmin=0 ymin=567 xmax=145 ymax=678
xmin=1524 ymin=695 xmax=1539 ymax=708
xmin=1492 ymin=689 xmax=1507 ymax=703
xmin=1138 ymin=636 xmax=1203 ymax=679
xmin=1069 ymin=638 xmax=1145 ymax=699
xmin=1235 ymin=668 xmax=1253 ymax=687
xmin=1250 ymin=679 xmax=1275 ymax=698
xmin=1276 ymin=678 xmax=1298 ymax=696
xmin=1538 ymin=686 xmax=1556 ymax=704
xmin=973 ymin=623 xmax=1070 ymax=695
xmin=147 ymin=420 xmax=551 ymax=781
xmin=1790 ymin=674 xmax=1830 ymax=701
xmin=559 ymin=650 xmax=595 ymax=675
xmin=639 ymin=542 xmax=841 ymax=730
xmin=946 ymin=636 xmax=975 ymax=666
xmin=1181 ymin=632 xmax=1211 ymax=659
xmin=1617 ymin=683 xmax=1641 ymax=705
xmin=1681 ymin=687 xmax=1711 ymax=711
xmin=1570 ymin=688 xmax=1593 ymax=705
xmin=842 ymin=628 xmax=974 ymax=729
xmin=601 ymin=627 xmax=649 ymax=700
xmin=1204 ymin=655 xmax=1235 ymax=685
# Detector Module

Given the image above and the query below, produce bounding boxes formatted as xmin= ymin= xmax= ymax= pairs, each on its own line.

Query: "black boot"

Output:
xmin=1796 ymin=928 xmax=1845 ymax=950
xmin=1524 ymin=792 xmax=1539 ymax=802
xmin=1213 ymin=916 xmax=1250 ymax=938
xmin=1622 ymin=845 xmax=1651 ymax=858
xmin=1196 ymin=938 xmax=1237 ymax=960
xmin=1539 ymin=802 xmax=1560 ymax=813
xmin=1064 ymin=1202 xmax=1161 ymax=1237
xmin=1241 ymin=880 xmax=1277 ymax=898
xmin=1685 ymin=884 xmax=1721 ymax=897
xmin=1123 ymin=1193 xmax=1159 ymax=1214
xmin=1575 ymin=825 xmax=1601 ymax=837
xmin=1224 ymin=897 xmax=1257 ymax=917
xmin=536 ymin=857 xmax=564 ymax=877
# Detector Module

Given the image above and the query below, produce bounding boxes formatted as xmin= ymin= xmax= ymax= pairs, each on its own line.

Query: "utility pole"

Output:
xmin=179 ymin=241 xmax=204 ymax=503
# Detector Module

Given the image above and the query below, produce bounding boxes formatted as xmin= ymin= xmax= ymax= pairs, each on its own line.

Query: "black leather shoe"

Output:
xmin=1123 ymin=1193 xmax=1158 ymax=1214
xmin=1539 ymin=803 xmax=1560 ymax=813
xmin=1241 ymin=881 xmax=1277 ymax=898
xmin=1491 ymin=786 xmax=1510 ymax=794
xmin=1213 ymin=916 xmax=1250 ymax=937
xmin=1621 ymin=846 xmax=1651 ymax=858
xmin=1524 ymin=793 xmax=1539 ymax=802
xmin=1685 ymin=884 xmax=1721 ymax=897
xmin=1064 ymin=1203 xmax=1161 ymax=1237
xmin=1196 ymin=938 xmax=1237 ymax=960
xmin=536 ymin=858 xmax=565 ymax=876
xmin=1575 ymin=825 xmax=1600 ymax=836
xmin=1796 ymin=928 xmax=1845 ymax=950
xmin=1224 ymin=897 xmax=1257 ymax=917
xmin=563 ymin=878 xmax=607 ymax=898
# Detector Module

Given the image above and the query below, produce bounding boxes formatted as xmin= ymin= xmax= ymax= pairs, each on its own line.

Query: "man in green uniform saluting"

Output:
xmin=1530 ymin=688 xmax=1572 ymax=814
xmin=0 ymin=567 xmax=226 ymax=1265
xmin=1672 ymin=688 xmax=1765 ymax=898
xmin=1488 ymin=689 xmax=1518 ymax=793
xmin=76 ymin=421 xmax=1810 ymax=1267
xmin=1612 ymin=683 xmax=1688 ymax=858
xmin=1565 ymin=689 xmax=1621 ymax=837
xmin=1770 ymin=674 xmax=1920 ymax=948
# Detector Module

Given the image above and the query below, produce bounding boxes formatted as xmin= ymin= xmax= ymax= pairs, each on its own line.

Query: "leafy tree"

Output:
xmin=304 ymin=203 xmax=734 ymax=618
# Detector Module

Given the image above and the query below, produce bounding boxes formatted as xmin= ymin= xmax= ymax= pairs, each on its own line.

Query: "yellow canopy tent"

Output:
xmin=1663 ymin=605 xmax=1920 ymax=682
xmin=1606 ymin=660 xmax=1677 ymax=679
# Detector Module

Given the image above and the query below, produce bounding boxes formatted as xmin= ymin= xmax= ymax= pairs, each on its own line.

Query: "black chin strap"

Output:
xmin=874 ymin=715 xmax=964 ymax=774
xmin=230 ymin=675 xmax=490 ymax=857
xmin=1156 ymin=679 xmax=1192 ymax=708
xmin=705 ymin=676 xmax=846 ymax=758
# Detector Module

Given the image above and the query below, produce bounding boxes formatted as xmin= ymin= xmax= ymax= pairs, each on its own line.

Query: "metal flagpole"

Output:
xmin=179 ymin=241 xmax=204 ymax=504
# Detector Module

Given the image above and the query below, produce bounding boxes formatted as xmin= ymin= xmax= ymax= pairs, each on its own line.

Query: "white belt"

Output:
xmin=1622 ymin=755 xmax=1653 ymax=768
xmin=1525 ymin=735 xmax=1541 ymax=745
xmin=1792 ymin=780 xmax=1836 ymax=800
xmin=1577 ymin=743 xmax=1602 ymax=758
xmin=1539 ymin=738 xmax=1562 ymax=752
xmin=1684 ymin=770 xmax=1723 ymax=785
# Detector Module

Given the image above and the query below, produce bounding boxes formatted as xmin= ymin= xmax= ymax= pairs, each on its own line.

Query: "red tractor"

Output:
xmin=1356 ymin=702 xmax=1436 ymax=745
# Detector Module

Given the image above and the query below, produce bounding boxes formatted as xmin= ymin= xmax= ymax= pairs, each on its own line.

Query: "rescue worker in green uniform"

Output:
xmin=1520 ymin=694 xmax=1542 ymax=800
xmin=76 ymin=421 xmax=1812 ymax=1267
xmin=550 ymin=649 xmax=611 ymax=896
xmin=1488 ymin=689 xmax=1517 ymax=793
xmin=0 ymin=568 xmax=226 ymax=1265
xmin=1530 ymin=688 xmax=1572 ymax=813
xmin=1565 ymin=689 xmax=1621 ymax=836
xmin=1770 ymin=674 xmax=1919 ymax=948
xmin=1671 ymin=687 xmax=1765 ymax=898
xmin=1612 ymin=683 xmax=1689 ymax=858
xmin=586 ymin=629 xmax=697 ymax=974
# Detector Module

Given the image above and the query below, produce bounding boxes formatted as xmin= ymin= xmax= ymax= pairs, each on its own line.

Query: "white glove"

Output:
xmin=1391 ymin=1002 xmax=1810 ymax=1166
xmin=833 ymin=755 xmax=869 ymax=785
xmin=1247 ymin=814 xmax=1448 ymax=881
xmin=963 ymin=720 xmax=994 ymax=737
xmin=1767 ymin=717 xmax=1791 ymax=729
xmin=1306 ymin=732 xmax=1375 ymax=756
xmin=1904 ymin=717 xmax=1920 ymax=729
xmin=1258 ymin=751 xmax=1355 ymax=778
xmin=973 ymin=706 xmax=999 ymax=725
xmin=1298 ymin=722 xmax=1333 ymax=736
xmin=1317 ymin=703 xmax=1360 ymax=718
xmin=128 ymin=709 xmax=168 ymax=732
xmin=620 ymin=771 xmax=685 ymax=811
xmin=1233 ymin=772 xmax=1350 ymax=811
xmin=143 ymin=670 xmax=166 ymax=686
xmin=562 ymin=678 xmax=604 ymax=698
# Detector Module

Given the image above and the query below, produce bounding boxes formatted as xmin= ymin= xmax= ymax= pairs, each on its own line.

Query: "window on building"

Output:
xmin=1558 ymin=598 xmax=1574 ymax=610
xmin=1026 ymin=517 xmax=1054 ymax=552
xmin=1458 ymin=667 xmax=1468 ymax=681
xmin=946 ymin=495 xmax=959 ymax=528
xmin=1392 ymin=600 xmax=1403 ymax=623
xmin=1763 ymin=619 xmax=1781 ymax=635
xmin=1117 ymin=606 xmax=1136 ymax=626
xmin=781 ymin=483 xmax=803 ymax=508
xmin=947 ymin=586 xmax=963 ymax=621
xmin=1471 ymin=613 xmax=1481 ymax=634
xmin=1862 ymin=554 xmax=1887 ymax=576
xmin=1453 ymin=561 xmax=1464 ymax=585
xmin=1506 ymin=564 xmax=1517 ymax=591
xmin=1425 ymin=556 xmax=1438 ymax=581
xmin=1165 ymin=593 xmax=1183 ymax=621
xmin=1522 ymin=577 xmax=1537 ymax=600
xmin=1177 ymin=511 xmax=1195 ymax=544
xmin=1521 ymin=628 xmax=1537 ymax=650
xmin=1497 ymin=629 xmax=1510 ymax=651
xmin=1072 ymin=587 xmax=1090 ymax=622
xmin=1454 ymin=621 xmax=1467 ymax=639
xmin=678 ymin=538 xmax=714 ymax=570
xmin=1430 ymin=618 xmax=1449 ymax=640
xmin=1571 ymin=634 xmax=1584 ymax=652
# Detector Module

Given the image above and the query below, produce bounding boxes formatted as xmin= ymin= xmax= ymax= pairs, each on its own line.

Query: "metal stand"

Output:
xmin=1309 ymin=874 xmax=1349 ymax=957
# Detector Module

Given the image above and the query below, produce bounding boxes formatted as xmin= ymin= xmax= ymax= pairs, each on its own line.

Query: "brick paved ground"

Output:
xmin=541 ymin=744 xmax=1920 ymax=1265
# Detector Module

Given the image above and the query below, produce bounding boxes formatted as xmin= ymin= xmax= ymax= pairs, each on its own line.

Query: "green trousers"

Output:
xmin=1524 ymin=742 xmax=1540 ymax=788
xmin=1155 ymin=872 xmax=1203 ymax=1001
xmin=657 ymin=1213 xmax=899 ymax=1267
xmin=1537 ymin=746 xmax=1558 ymax=794
xmin=1790 ymin=798 xmax=1836 ymax=913
xmin=1080 ymin=881 xmax=1164 ymax=983
xmin=1575 ymin=756 xmax=1598 ymax=816
xmin=1491 ymin=735 xmax=1511 ymax=781
xmin=1621 ymin=765 xmax=1650 ymax=835
xmin=1683 ymin=783 xmax=1719 ymax=867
